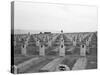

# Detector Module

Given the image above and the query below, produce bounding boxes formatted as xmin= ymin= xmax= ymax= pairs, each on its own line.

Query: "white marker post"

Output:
xmin=39 ymin=45 xmax=45 ymax=56
xmin=21 ymin=35 xmax=30 ymax=55
xmin=21 ymin=44 xmax=27 ymax=55
xmin=59 ymin=43 xmax=65 ymax=56
xmin=36 ymin=40 xmax=40 ymax=46
xmin=48 ymin=40 xmax=52 ymax=47
xmin=86 ymin=39 xmax=91 ymax=53
xmin=61 ymin=39 xmax=64 ymax=45
xmin=80 ymin=44 xmax=86 ymax=56
xmin=73 ymin=40 xmax=76 ymax=46
xmin=86 ymin=39 xmax=89 ymax=46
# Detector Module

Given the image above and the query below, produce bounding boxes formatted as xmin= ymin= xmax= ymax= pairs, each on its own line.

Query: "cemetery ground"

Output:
xmin=14 ymin=53 xmax=97 ymax=73
xmin=12 ymin=32 xmax=97 ymax=74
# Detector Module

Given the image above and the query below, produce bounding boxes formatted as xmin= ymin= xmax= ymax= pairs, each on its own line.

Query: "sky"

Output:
xmin=14 ymin=1 xmax=98 ymax=33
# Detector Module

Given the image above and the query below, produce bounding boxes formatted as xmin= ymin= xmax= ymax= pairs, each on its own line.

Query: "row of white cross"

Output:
xmin=65 ymin=33 xmax=93 ymax=46
xmin=14 ymin=32 xmax=94 ymax=56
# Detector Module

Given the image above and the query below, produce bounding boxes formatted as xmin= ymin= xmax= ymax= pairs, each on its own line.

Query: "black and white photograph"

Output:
xmin=11 ymin=1 xmax=97 ymax=74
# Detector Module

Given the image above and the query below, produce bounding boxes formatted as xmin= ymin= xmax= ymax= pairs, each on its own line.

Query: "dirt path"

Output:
xmin=40 ymin=57 xmax=65 ymax=72
xmin=72 ymin=57 xmax=87 ymax=70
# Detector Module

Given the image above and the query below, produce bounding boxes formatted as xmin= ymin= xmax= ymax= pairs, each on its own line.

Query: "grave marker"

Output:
xmin=39 ymin=45 xmax=45 ymax=56
xmin=86 ymin=39 xmax=89 ymax=46
xmin=80 ymin=44 xmax=86 ymax=56
xmin=59 ymin=44 xmax=65 ymax=56
xmin=36 ymin=40 xmax=40 ymax=46
xmin=21 ymin=35 xmax=30 ymax=55
xmin=21 ymin=44 xmax=27 ymax=55
xmin=48 ymin=40 xmax=52 ymax=47
xmin=73 ymin=40 xmax=76 ymax=46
